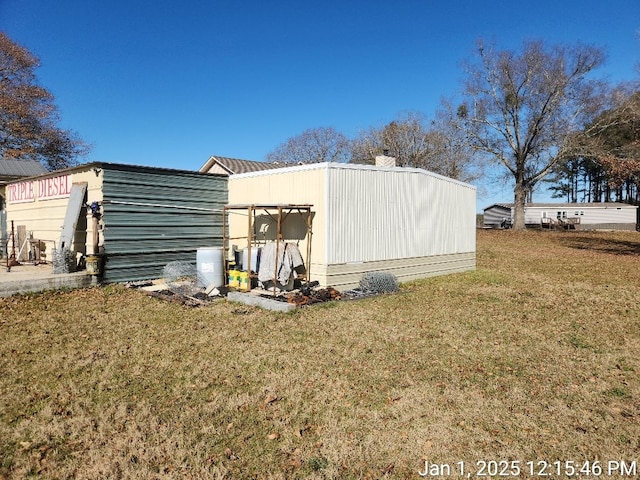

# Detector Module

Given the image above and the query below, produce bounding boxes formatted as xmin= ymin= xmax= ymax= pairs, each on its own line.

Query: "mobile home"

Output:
xmin=483 ymin=203 xmax=638 ymax=230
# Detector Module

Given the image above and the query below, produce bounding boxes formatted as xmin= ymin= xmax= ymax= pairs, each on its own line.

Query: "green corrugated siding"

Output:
xmin=101 ymin=166 xmax=227 ymax=283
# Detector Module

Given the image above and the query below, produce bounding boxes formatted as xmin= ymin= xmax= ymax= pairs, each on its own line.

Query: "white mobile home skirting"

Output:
xmin=316 ymin=252 xmax=476 ymax=289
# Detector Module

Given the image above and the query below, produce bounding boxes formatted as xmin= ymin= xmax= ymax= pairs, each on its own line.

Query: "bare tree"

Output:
xmin=349 ymin=124 xmax=381 ymax=165
xmin=351 ymin=110 xmax=481 ymax=183
xmin=427 ymin=101 xmax=483 ymax=183
xmin=582 ymin=87 xmax=640 ymax=198
xmin=458 ymin=39 xmax=607 ymax=229
xmin=0 ymin=33 xmax=90 ymax=170
xmin=265 ymin=126 xmax=350 ymax=164
xmin=351 ymin=112 xmax=431 ymax=168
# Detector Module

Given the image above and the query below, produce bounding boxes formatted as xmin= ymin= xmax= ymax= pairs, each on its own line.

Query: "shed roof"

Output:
xmin=0 ymin=158 xmax=47 ymax=180
xmin=2 ymin=161 xmax=227 ymax=184
xmin=199 ymin=155 xmax=285 ymax=175
xmin=230 ymin=161 xmax=477 ymax=189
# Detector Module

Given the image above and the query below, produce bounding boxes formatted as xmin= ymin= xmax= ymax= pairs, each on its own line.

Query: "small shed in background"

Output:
xmin=483 ymin=202 xmax=639 ymax=230
xmin=3 ymin=162 xmax=227 ymax=282
xmin=228 ymin=162 xmax=476 ymax=289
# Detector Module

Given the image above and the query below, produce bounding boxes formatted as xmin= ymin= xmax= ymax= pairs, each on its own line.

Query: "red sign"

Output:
xmin=38 ymin=175 xmax=72 ymax=200
xmin=6 ymin=181 xmax=35 ymax=203
xmin=7 ymin=174 xmax=72 ymax=204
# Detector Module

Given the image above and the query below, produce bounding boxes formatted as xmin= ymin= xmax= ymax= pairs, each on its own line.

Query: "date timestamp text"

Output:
xmin=418 ymin=459 xmax=637 ymax=477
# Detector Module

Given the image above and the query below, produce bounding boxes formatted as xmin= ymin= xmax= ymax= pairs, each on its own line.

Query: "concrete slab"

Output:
xmin=0 ymin=262 xmax=98 ymax=298
xmin=227 ymin=291 xmax=296 ymax=312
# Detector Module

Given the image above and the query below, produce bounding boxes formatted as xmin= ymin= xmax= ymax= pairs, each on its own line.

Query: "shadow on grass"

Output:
xmin=555 ymin=233 xmax=640 ymax=256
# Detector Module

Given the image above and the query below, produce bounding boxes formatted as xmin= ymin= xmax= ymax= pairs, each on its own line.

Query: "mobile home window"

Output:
xmin=556 ymin=211 xmax=567 ymax=219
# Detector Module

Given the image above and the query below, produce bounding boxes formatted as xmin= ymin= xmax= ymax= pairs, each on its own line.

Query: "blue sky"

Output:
xmin=1 ymin=0 xmax=639 ymax=210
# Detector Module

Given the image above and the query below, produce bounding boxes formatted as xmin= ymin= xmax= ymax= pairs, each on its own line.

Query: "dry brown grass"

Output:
xmin=1 ymin=229 xmax=639 ymax=479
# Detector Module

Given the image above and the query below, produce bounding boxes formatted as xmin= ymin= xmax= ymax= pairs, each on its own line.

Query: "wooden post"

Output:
xmin=306 ymin=207 xmax=312 ymax=283
xmin=92 ymin=216 xmax=99 ymax=255
xmin=222 ymin=206 xmax=227 ymax=286
xmin=274 ymin=206 xmax=283 ymax=295
xmin=17 ymin=225 xmax=26 ymax=262
xmin=246 ymin=205 xmax=253 ymax=290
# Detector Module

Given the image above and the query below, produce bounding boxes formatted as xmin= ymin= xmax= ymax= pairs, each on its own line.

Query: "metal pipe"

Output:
xmin=222 ymin=206 xmax=228 ymax=286
xmin=306 ymin=209 xmax=312 ymax=283
xmin=104 ymin=200 xmax=222 ymax=212
xmin=274 ymin=206 xmax=282 ymax=295
xmin=10 ymin=220 xmax=15 ymax=261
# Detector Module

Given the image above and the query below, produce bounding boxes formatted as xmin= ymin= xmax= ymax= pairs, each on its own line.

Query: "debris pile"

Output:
xmin=285 ymin=272 xmax=398 ymax=306
xmin=130 ymin=266 xmax=399 ymax=309
xmin=145 ymin=289 xmax=215 ymax=307
xmin=287 ymin=286 xmax=341 ymax=306
xmin=125 ymin=262 xmax=224 ymax=307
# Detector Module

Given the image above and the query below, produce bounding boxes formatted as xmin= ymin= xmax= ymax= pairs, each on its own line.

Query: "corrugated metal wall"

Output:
xmin=326 ymin=165 xmax=476 ymax=264
xmin=101 ymin=165 xmax=227 ymax=283
xmin=483 ymin=205 xmax=511 ymax=227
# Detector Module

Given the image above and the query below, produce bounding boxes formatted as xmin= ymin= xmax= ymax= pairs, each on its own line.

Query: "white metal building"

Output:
xmin=228 ymin=162 xmax=476 ymax=289
xmin=483 ymin=202 xmax=639 ymax=230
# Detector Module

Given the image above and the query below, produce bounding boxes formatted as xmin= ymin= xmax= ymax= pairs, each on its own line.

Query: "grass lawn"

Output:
xmin=1 ymin=230 xmax=639 ymax=479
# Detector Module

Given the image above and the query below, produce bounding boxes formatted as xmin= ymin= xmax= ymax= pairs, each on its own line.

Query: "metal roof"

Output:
xmin=0 ymin=158 xmax=47 ymax=179
xmin=199 ymin=155 xmax=286 ymax=175
xmin=485 ymin=202 xmax=638 ymax=210
xmin=230 ymin=161 xmax=477 ymax=189
xmin=2 ymin=161 xmax=227 ymax=184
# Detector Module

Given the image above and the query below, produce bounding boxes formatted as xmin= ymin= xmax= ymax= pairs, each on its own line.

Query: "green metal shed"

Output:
xmin=100 ymin=163 xmax=227 ymax=283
